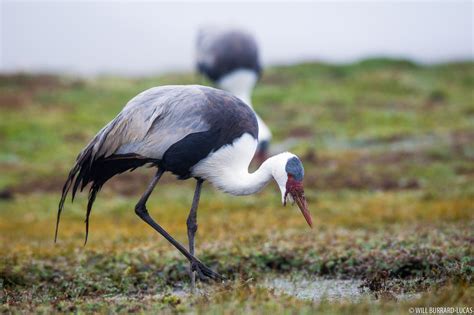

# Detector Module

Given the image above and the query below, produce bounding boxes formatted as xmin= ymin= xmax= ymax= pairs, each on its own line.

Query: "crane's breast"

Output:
xmin=190 ymin=132 xmax=258 ymax=187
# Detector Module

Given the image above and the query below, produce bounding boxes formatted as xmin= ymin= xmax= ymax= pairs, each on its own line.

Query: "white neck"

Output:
xmin=222 ymin=158 xmax=274 ymax=196
xmin=191 ymin=134 xmax=290 ymax=196
xmin=217 ymin=70 xmax=272 ymax=142
xmin=218 ymin=69 xmax=257 ymax=107
xmin=209 ymin=154 xmax=289 ymax=196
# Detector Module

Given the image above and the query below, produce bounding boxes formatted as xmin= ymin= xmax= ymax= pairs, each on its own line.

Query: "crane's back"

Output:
xmin=117 ymin=86 xmax=258 ymax=172
xmin=60 ymin=85 xmax=259 ymax=205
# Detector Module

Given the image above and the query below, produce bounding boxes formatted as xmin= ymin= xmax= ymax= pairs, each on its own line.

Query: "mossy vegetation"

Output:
xmin=0 ymin=59 xmax=473 ymax=313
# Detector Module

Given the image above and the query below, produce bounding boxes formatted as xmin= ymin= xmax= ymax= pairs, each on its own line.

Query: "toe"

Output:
xmin=191 ymin=260 xmax=223 ymax=281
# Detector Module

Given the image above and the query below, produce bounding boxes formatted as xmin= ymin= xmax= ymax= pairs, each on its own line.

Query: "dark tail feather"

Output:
xmin=84 ymin=182 xmax=99 ymax=245
xmin=55 ymin=164 xmax=80 ymax=242
xmin=55 ymin=144 xmax=94 ymax=243
xmin=56 ymin=149 xmax=158 ymax=243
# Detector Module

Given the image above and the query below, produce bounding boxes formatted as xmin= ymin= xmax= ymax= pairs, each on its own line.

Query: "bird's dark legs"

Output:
xmin=134 ymin=169 xmax=222 ymax=281
xmin=187 ymin=179 xmax=203 ymax=291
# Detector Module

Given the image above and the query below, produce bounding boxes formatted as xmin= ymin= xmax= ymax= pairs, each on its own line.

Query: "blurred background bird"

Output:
xmin=196 ymin=27 xmax=272 ymax=162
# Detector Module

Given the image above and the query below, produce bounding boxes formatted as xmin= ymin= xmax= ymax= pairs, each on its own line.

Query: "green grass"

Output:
xmin=0 ymin=59 xmax=473 ymax=313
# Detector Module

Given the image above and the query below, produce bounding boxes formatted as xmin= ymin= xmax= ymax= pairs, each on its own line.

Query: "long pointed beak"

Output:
xmin=291 ymin=190 xmax=312 ymax=228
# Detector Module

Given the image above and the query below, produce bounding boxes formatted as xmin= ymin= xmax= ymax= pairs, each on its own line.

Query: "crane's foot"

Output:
xmin=190 ymin=259 xmax=223 ymax=281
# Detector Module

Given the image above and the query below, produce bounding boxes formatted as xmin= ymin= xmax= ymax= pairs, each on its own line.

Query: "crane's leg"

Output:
xmin=134 ymin=169 xmax=222 ymax=281
xmin=187 ymin=179 xmax=203 ymax=291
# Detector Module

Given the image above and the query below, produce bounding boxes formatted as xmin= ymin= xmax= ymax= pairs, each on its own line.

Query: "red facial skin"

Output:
xmin=284 ymin=174 xmax=312 ymax=228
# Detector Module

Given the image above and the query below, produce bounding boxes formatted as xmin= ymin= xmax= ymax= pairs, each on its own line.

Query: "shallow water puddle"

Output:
xmin=136 ymin=277 xmax=421 ymax=303
xmin=262 ymin=276 xmax=370 ymax=302
xmin=261 ymin=276 xmax=423 ymax=302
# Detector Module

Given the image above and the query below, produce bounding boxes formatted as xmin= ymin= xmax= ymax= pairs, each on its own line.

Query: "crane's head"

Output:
xmin=271 ymin=153 xmax=312 ymax=228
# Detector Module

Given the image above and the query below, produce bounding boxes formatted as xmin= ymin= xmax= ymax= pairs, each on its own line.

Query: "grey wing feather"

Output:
xmin=88 ymin=85 xmax=210 ymax=161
